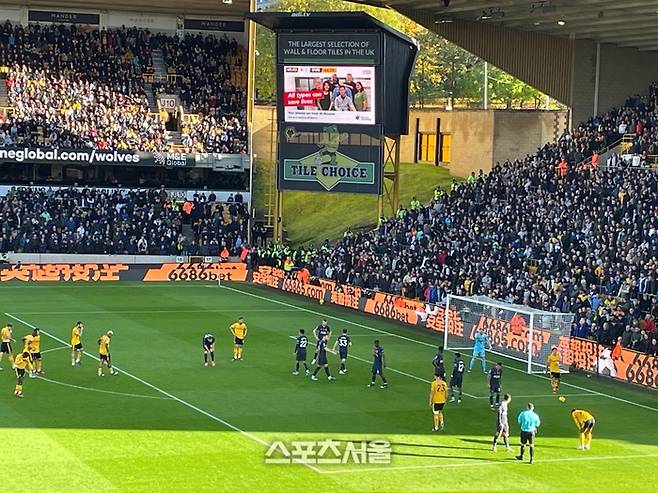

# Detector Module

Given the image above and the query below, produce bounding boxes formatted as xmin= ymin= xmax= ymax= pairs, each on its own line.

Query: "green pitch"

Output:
xmin=1 ymin=282 xmax=656 ymax=493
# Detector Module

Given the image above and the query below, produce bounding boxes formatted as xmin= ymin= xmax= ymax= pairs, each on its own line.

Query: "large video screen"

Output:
xmin=282 ymin=66 xmax=375 ymax=125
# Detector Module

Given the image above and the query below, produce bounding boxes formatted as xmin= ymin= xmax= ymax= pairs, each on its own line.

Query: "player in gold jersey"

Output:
xmin=13 ymin=351 xmax=33 ymax=398
xmin=230 ymin=317 xmax=248 ymax=361
xmin=21 ymin=332 xmax=35 ymax=377
xmin=546 ymin=346 xmax=562 ymax=393
xmin=28 ymin=328 xmax=43 ymax=376
xmin=97 ymin=330 xmax=118 ymax=377
xmin=571 ymin=408 xmax=595 ymax=450
xmin=0 ymin=322 xmax=15 ymax=370
xmin=429 ymin=375 xmax=448 ymax=431
xmin=71 ymin=321 xmax=84 ymax=366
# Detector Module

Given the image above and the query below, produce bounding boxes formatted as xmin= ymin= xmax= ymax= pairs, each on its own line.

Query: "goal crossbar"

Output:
xmin=444 ymin=294 xmax=574 ymax=374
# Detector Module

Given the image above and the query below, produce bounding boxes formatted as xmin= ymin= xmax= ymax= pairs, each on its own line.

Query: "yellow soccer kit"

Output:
xmin=571 ymin=409 xmax=595 ymax=449
xmin=14 ymin=352 xmax=33 ymax=371
xmin=431 ymin=380 xmax=448 ymax=404
xmin=31 ymin=334 xmax=41 ymax=354
xmin=98 ymin=335 xmax=110 ymax=356
xmin=547 ymin=354 xmax=561 ymax=373
xmin=430 ymin=379 xmax=447 ymax=430
xmin=1 ymin=326 xmax=11 ymax=342
xmin=230 ymin=322 xmax=247 ymax=359
xmin=231 ymin=322 xmax=247 ymax=339
xmin=71 ymin=326 xmax=82 ymax=346
xmin=22 ymin=334 xmax=34 ymax=353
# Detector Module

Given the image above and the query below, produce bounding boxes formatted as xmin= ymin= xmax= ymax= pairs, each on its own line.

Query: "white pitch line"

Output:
xmin=324 ymin=452 xmax=658 ymax=474
xmin=14 ymin=308 xmax=298 ymax=315
xmin=224 ymin=285 xmax=658 ymax=414
xmin=4 ymin=312 xmax=323 ymax=475
xmin=37 ymin=375 xmax=173 ymax=400
xmin=40 ymin=346 xmax=69 ymax=354
xmin=288 ymin=335 xmax=479 ymax=399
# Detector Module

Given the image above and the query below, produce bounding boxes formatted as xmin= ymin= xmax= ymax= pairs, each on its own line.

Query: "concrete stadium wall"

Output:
xmin=254 ymin=105 xmax=567 ymax=178
xmin=572 ymin=40 xmax=658 ymax=125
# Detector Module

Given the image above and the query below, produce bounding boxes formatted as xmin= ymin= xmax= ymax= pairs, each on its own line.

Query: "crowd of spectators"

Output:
xmin=0 ymin=22 xmax=248 ymax=154
xmin=260 ymin=85 xmax=658 ymax=355
xmin=0 ymin=186 xmax=249 ymax=256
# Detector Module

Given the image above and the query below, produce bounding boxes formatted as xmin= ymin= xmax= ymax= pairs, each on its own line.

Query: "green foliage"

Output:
xmin=255 ymin=0 xmax=548 ymax=108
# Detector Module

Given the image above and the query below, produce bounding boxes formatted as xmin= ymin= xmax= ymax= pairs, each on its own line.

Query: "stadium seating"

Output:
xmin=0 ymin=23 xmax=247 ymax=153
xmin=0 ymin=187 xmax=249 ymax=256
xmin=260 ymin=85 xmax=658 ymax=352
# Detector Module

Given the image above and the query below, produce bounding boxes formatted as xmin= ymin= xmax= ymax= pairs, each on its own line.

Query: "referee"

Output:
xmin=516 ymin=402 xmax=541 ymax=464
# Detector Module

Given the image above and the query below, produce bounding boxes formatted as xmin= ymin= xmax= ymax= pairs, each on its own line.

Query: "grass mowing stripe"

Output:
xmin=14 ymin=309 xmax=299 ymax=314
xmin=4 ymin=312 xmax=325 ymax=475
xmin=224 ymin=285 xmax=658 ymax=414
xmin=287 ymin=335 xmax=480 ymax=399
xmin=37 ymin=376 xmax=174 ymax=400
xmin=324 ymin=452 xmax=658 ymax=474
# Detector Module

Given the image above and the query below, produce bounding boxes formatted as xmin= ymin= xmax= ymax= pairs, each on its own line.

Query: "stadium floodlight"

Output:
xmin=444 ymin=294 xmax=574 ymax=374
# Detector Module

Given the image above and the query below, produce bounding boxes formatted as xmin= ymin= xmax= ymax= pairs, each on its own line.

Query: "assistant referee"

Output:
xmin=516 ymin=402 xmax=541 ymax=464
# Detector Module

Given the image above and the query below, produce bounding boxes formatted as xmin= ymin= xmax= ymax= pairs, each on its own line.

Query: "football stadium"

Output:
xmin=0 ymin=0 xmax=657 ymax=492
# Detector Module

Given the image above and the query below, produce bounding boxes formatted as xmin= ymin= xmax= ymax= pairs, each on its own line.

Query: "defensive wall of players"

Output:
xmin=0 ymin=260 xmax=656 ymax=391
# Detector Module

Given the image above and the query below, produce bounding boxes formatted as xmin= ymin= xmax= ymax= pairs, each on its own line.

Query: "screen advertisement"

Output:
xmin=282 ymin=66 xmax=375 ymax=125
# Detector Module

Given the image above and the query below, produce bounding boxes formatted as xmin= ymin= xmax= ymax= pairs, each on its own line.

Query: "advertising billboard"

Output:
xmin=278 ymin=123 xmax=382 ymax=194
xmin=282 ymin=65 xmax=375 ymax=125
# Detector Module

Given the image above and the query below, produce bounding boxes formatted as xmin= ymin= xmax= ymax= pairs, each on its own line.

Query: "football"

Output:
xmin=559 ymin=395 xmax=566 ymax=402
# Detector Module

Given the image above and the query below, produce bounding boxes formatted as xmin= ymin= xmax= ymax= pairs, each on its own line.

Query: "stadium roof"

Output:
xmin=7 ymin=0 xmax=249 ymax=17
xmin=355 ymin=0 xmax=658 ymax=52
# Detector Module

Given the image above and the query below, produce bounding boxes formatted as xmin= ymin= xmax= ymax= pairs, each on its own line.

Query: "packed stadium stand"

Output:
xmin=258 ymin=84 xmax=658 ymax=352
xmin=0 ymin=22 xmax=247 ymax=153
xmin=0 ymin=187 xmax=249 ymax=256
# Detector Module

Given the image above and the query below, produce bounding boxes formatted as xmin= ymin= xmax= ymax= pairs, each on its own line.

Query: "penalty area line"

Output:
xmin=225 ymin=286 xmax=658 ymax=414
xmin=40 ymin=345 xmax=69 ymax=354
xmin=4 ymin=312 xmax=323 ymax=475
xmin=37 ymin=376 xmax=173 ymax=400
xmin=324 ymin=452 xmax=658 ymax=474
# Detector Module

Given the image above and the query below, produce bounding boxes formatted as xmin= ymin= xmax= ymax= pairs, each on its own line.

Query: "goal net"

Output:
xmin=444 ymin=295 xmax=575 ymax=374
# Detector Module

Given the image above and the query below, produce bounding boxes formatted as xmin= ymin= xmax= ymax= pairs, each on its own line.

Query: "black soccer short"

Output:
xmin=203 ymin=344 xmax=213 ymax=352
xmin=73 ymin=343 xmax=83 ymax=351
xmin=433 ymin=402 xmax=445 ymax=412
xmin=234 ymin=337 xmax=244 ymax=346
xmin=372 ymin=365 xmax=383 ymax=375
xmin=296 ymin=350 xmax=307 ymax=362
xmin=520 ymin=431 xmax=535 ymax=445
xmin=434 ymin=368 xmax=446 ymax=379
xmin=490 ymin=386 xmax=501 ymax=394
xmin=15 ymin=368 xmax=25 ymax=378
xmin=450 ymin=376 xmax=463 ymax=388
xmin=30 ymin=352 xmax=41 ymax=360
xmin=1 ymin=342 xmax=12 ymax=353
xmin=551 ymin=372 xmax=561 ymax=380
xmin=99 ymin=354 xmax=110 ymax=363
xmin=339 ymin=348 xmax=348 ymax=360
xmin=581 ymin=419 xmax=595 ymax=432
xmin=317 ymin=354 xmax=328 ymax=366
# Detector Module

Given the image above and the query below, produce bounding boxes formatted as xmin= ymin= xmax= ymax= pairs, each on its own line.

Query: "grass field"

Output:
xmin=1 ymin=282 xmax=656 ymax=493
xmin=253 ymin=158 xmax=457 ymax=244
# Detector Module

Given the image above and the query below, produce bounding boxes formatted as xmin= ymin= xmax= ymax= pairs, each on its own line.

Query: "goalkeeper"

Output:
xmin=468 ymin=329 xmax=492 ymax=373
xmin=571 ymin=408 xmax=595 ymax=450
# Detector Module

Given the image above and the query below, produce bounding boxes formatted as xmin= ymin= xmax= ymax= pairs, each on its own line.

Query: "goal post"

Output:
xmin=444 ymin=294 xmax=574 ymax=374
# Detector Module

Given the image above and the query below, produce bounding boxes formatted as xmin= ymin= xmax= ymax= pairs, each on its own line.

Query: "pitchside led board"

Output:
xmin=249 ymin=12 xmax=418 ymax=195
